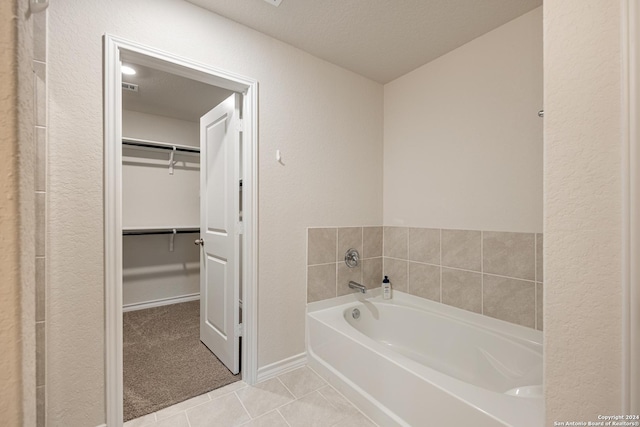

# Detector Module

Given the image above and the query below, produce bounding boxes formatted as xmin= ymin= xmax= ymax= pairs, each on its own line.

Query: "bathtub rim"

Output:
xmin=307 ymin=290 xmax=542 ymax=349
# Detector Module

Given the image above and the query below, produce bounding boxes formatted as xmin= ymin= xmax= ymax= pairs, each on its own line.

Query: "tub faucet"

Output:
xmin=348 ymin=281 xmax=367 ymax=294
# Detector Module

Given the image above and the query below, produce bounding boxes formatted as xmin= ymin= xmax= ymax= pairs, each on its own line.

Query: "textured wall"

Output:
xmin=544 ymin=1 xmax=624 ymax=421
xmin=384 ymin=7 xmax=542 ymax=232
xmin=0 ymin=0 xmax=23 ymax=425
xmin=47 ymin=0 xmax=382 ymax=425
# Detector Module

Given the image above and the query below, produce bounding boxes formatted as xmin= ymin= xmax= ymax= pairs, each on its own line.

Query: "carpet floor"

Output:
xmin=123 ymin=301 xmax=240 ymax=421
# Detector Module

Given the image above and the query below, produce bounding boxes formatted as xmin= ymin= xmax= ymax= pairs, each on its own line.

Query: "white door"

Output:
xmin=199 ymin=93 xmax=242 ymax=374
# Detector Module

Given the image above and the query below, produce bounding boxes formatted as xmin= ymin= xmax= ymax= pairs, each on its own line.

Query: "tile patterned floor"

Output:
xmin=124 ymin=366 xmax=378 ymax=427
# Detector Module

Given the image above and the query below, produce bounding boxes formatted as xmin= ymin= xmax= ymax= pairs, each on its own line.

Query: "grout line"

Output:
xmin=276 ymin=376 xmax=297 ymax=400
xmin=307 ymin=261 xmax=339 ymax=267
xmin=277 ymin=408 xmax=294 ymax=427
xmin=233 ymin=390 xmax=253 ymax=420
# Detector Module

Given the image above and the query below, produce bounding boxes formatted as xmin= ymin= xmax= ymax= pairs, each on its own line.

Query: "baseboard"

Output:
xmin=122 ymin=293 xmax=199 ymax=312
xmin=95 ymin=424 xmax=107 ymax=427
xmin=256 ymin=352 xmax=307 ymax=383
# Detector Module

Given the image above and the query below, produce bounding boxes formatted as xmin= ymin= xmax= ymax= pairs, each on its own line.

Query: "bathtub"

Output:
xmin=306 ymin=290 xmax=543 ymax=427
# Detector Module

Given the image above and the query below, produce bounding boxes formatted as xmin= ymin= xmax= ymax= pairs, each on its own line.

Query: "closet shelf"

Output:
xmin=122 ymin=137 xmax=200 ymax=154
xmin=123 ymin=226 xmax=200 ymax=236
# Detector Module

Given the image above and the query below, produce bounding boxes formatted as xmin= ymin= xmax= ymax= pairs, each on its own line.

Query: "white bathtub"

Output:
xmin=306 ymin=291 xmax=543 ymax=427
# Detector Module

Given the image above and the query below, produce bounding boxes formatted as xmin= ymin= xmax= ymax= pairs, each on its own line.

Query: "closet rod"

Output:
xmin=122 ymin=138 xmax=200 ymax=154
xmin=123 ymin=227 xmax=200 ymax=236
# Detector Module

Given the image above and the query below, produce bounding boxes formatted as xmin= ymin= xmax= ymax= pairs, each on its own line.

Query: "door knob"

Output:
xmin=194 ymin=238 xmax=204 ymax=246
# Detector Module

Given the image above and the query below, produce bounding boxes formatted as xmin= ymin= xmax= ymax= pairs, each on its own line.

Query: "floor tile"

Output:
xmin=277 ymin=366 xmax=326 ymax=398
xmin=209 ymin=381 xmax=248 ymax=399
xmin=124 ymin=412 xmax=156 ymax=427
xmin=155 ymin=393 xmax=210 ymax=420
xmin=153 ymin=413 xmax=190 ymax=427
xmin=187 ymin=393 xmax=251 ymax=427
xmin=239 ymin=410 xmax=289 ymax=427
xmin=316 ymin=386 xmax=359 ymax=417
xmin=278 ymin=391 xmax=346 ymax=427
xmin=235 ymin=378 xmax=295 ymax=418
xmin=332 ymin=412 xmax=377 ymax=427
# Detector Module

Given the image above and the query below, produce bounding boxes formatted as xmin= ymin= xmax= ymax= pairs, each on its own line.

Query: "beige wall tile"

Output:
xmin=307 ymin=228 xmax=336 ymax=265
xmin=337 ymin=227 xmax=362 ymax=262
xmin=441 ymin=229 xmax=481 ymax=271
xmin=337 ymin=263 xmax=362 ymax=296
xmin=408 ymin=262 xmax=440 ymax=302
xmin=307 ymin=264 xmax=336 ymax=303
xmin=34 ymin=60 xmax=46 ymax=127
xmin=383 ymin=258 xmax=408 ymax=292
xmin=536 ymin=282 xmax=543 ymax=331
xmin=36 ymin=192 xmax=45 ymax=257
xmin=362 ymin=257 xmax=382 ymax=289
xmin=33 ymin=10 xmax=47 ymax=62
xmin=37 ymin=385 xmax=45 ymax=427
xmin=362 ymin=227 xmax=382 ymax=258
xmin=483 ymin=231 xmax=535 ymax=280
xmin=408 ymin=228 xmax=440 ymax=264
xmin=36 ymin=321 xmax=45 ymax=386
xmin=483 ymin=275 xmax=535 ymax=328
xmin=441 ymin=268 xmax=481 ymax=313
xmin=36 ymin=257 xmax=45 ymax=322
xmin=384 ymin=226 xmax=408 ymax=259
xmin=35 ymin=126 xmax=46 ymax=192
xmin=536 ymin=233 xmax=543 ymax=282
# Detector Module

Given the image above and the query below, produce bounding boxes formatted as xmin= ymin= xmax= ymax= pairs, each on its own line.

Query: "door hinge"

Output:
xmin=235 ymin=119 xmax=244 ymax=132
xmin=235 ymin=323 xmax=243 ymax=337
xmin=237 ymin=221 xmax=244 ymax=235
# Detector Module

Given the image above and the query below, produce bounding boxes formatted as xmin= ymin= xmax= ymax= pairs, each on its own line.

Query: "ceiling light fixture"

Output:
xmin=263 ymin=0 xmax=282 ymax=7
xmin=121 ymin=65 xmax=137 ymax=75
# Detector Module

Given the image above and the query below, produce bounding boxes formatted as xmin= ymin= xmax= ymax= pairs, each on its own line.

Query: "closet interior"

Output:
xmin=120 ymin=62 xmax=240 ymax=421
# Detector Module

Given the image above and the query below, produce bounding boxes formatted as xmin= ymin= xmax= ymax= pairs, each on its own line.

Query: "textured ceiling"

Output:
xmin=186 ymin=0 xmax=542 ymax=83
xmin=122 ymin=63 xmax=234 ymax=121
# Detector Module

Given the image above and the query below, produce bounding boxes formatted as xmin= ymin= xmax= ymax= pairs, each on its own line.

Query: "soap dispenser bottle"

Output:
xmin=382 ymin=275 xmax=391 ymax=300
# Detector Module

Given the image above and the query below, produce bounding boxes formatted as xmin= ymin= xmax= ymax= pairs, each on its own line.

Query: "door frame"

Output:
xmin=104 ymin=34 xmax=259 ymax=426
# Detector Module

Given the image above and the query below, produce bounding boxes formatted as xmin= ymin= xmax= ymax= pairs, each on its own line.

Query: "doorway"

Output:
xmin=104 ymin=35 xmax=258 ymax=427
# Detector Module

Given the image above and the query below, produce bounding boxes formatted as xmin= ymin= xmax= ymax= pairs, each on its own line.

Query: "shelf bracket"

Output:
xmin=169 ymin=228 xmax=176 ymax=252
xmin=169 ymin=146 xmax=177 ymax=175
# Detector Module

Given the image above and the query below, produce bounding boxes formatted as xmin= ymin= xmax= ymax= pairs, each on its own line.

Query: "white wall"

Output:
xmin=0 ymin=1 xmax=26 ymax=424
xmin=122 ymin=110 xmax=200 ymax=307
xmin=47 ymin=1 xmax=383 ymax=425
xmin=123 ymin=110 xmax=199 ymax=147
xmin=384 ymin=7 xmax=542 ymax=233
xmin=544 ymin=1 xmax=624 ymax=421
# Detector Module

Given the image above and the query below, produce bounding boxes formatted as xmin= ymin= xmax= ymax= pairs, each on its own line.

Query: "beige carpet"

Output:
xmin=123 ymin=301 xmax=240 ymax=421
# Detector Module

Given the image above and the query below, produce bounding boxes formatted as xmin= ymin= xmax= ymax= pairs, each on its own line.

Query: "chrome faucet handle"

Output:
xmin=345 ymin=248 xmax=360 ymax=268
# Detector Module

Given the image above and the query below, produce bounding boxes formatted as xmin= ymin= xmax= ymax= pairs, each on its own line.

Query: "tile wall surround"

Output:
xmin=307 ymin=226 xmax=543 ymax=331
xmin=32 ymin=7 xmax=48 ymax=427
xmin=307 ymin=227 xmax=383 ymax=302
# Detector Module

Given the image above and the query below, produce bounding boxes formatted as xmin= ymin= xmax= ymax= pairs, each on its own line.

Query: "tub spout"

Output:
xmin=348 ymin=281 xmax=367 ymax=294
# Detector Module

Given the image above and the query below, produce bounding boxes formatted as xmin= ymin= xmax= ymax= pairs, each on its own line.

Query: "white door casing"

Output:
xmin=106 ymin=34 xmax=259 ymax=427
xmin=199 ymin=93 xmax=242 ymax=374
